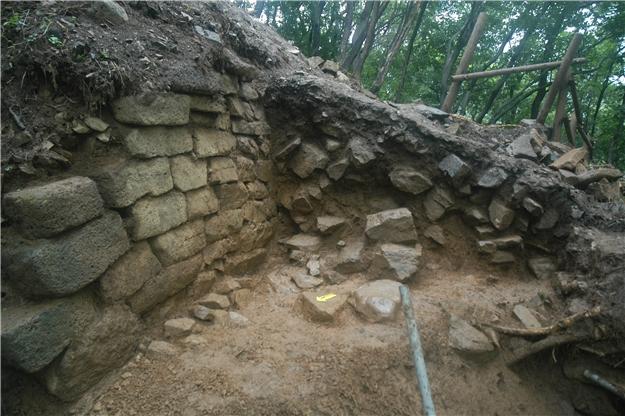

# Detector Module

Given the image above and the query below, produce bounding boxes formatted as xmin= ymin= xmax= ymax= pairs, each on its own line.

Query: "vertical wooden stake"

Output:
xmin=441 ymin=12 xmax=487 ymax=113
xmin=537 ymin=33 xmax=582 ymax=124
xmin=552 ymin=87 xmax=568 ymax=142
xmin=567 ymin=113 xmax=578 ymax=146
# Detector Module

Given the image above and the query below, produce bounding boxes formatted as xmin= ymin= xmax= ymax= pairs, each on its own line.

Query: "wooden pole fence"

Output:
xmin=451 ymin=58 xmax=586 ymax=81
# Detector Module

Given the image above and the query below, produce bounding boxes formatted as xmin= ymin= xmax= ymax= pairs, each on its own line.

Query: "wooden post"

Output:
xmin=552 ymin=88 xmax=568 ymax=142
xmin=536 ymin=33 xmax=582 ymax=124
xmin=451 ymin=58 xmax=586 ymax=82
xmin=568 ymin=77 xmax=594 ymax=156
xmin=567 ymin=113 xmax=577 ymax=145
xmin=441 ymin=12 xmax=487 ymax=113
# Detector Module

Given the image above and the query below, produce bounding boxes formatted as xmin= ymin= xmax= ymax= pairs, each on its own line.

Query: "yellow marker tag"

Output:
xmin=316 ymin=293 xmax=337 ymax=302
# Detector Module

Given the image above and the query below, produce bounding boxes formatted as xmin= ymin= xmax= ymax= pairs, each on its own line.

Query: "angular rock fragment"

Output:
xmin=349 ymin=136 xmax=376 ymax=166
xmin=371 ymin=243 xmax=421 ymax=282
xmin=550 ymin=147 xmax=588 ymax=171
xmin=534 ymin=208 xmax=559 ymax=230
xmin=522 ymin=197 xmax=543 ymax=217
xmin=326 ymin=157 xmax=349 ymax=180
xmin=198 ymin=293 xmax=230 ymax=309
xmin=130 ymin=192 xmax=187 ymax=240
xmin=291 ymin=270 xmax=323 ymax=289
xmin=365 ymin=208 xmax=417 ymax=243
xmin=389 ymin=167 xmax=433 ymax=195
xmin=475 ymin=225 xmax=496 ymax=238
xmin=507 ymin=133 xmax=537 ymax=160
xmin=228 ymin=311 xmax=251 ymax=327
xmin=477 ymin=167 xmax=508 ymax=188
xmin=2 ymin=177 xmax=104 ymax=239
xmin=528 ymin=257 xmax=556 ymax=279
xmin=112 ymin=94 xmax=190 ymax=126
xmin=423 ymin=186 xmax=455 ymax=222
xmin=299 ymin=292 xmax=348 ymax=322
xmin=316 ymin=216 xmax=346 ymax=234
xmin=274 ymin=136 xmax=301 ymax=160
xmin=230 ymin=288 xmax=252 ymax=308
xmin=170 ymin=155 xmax=207 ymax=191
xmin=512 ymin=305 xmax=541 ymax=329
xmin=147 ymin=341 xmax=178 ymax=356
xmin=150 ymin=220 xmax=207 ymax=266
xmin=335 ymin=238 xmax=367 ymax=274
xmin=462 ymin=206 xmax=490 ymax=225
xmin=164 ymin=318 xmax=196 ymax=338
xmin=448 ymin=315 xmax=494 ymax=361
xmin=289 ymin=142 xmax=329 ymax=178
xmin=350 ymin=280 xmax=402 ymax=323
xmin=213 ymin=277 xmax=242 ymax=295
xmin=224 ymin=248 xmax=267 ymax=275
xmin=424 ymin=225 xmax=446 ymax=245
xmin=488 ymin=198 xmax=514 ymax=230
xmin=438 ymin=154 xmax=471 ymax=186
xmin=307 ymin=256 xmax=321 ymax=276
xmin=491 ymin=251 xmax=515 ymax=264
xmin=282 ymin=234 xmax=322 ymax=252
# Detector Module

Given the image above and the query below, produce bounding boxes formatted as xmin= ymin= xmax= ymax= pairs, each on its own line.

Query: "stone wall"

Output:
xmin=1 ymin=77 xmax=277 ymax=401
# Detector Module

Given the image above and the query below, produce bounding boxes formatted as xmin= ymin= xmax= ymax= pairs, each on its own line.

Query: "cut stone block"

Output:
xmin=150 ymin=220 xmax=207 ymax=266
xmin=335 ymin=238 xmax=367 ymax=274
xmin=512 ymin=305 xmax=541 ymax=329
xmin=316 ymin=216 xmax=346 ymax=234
xmin=365 ymin=208 xmax=417 ymax=243
xmin=170 ymin=155 xmax=207 ymax=191
xmin=193 ymin=128 xmax=236 ymax=157
xmin=185 ymin=186 xmax=219 ymax=219
xmin=215 ymin=182 xmax=249 ymax=210
xmin=124 ymin=127 xmax=193 ymax=158
xmin=2 ymin=177 xmax=103 ymax=239
xmin=204 ymin=210 xmax=243 ymax=243
xmin=208 ymin=157 xmax=239 ymax=184
xmin=224 ymin=248 xmax=268 ymax=275
xmin=112 ymin=93 xmax=190 ymax=126
xmin=130 ymin=192 xmax=187 ymax=240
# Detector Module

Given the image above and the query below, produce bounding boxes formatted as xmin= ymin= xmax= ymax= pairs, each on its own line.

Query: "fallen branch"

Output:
xmin=506 ymin=333 xmax=590 ymax=366
xmin=485 ymin=306 xmax=601 ymax=338
xmin=8 ymin=106 xmax=26 ymax=130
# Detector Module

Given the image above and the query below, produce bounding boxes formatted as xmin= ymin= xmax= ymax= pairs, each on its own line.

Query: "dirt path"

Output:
xmin=84 ymin=245 xmax=573 ymax=416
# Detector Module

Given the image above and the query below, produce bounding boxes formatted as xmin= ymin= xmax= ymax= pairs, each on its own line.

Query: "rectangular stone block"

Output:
xmin=128 ymin=254 xmax=203 ymax=314
xmin=99 ymin=242 xmax=162 ymax=302
xmin=170 ymin=155 xmax=208 ymax=191
xmin=208 ymin=157 xmax=238 ymax=184
xmin=150 ymin=220 xmax=207 ymax=266
xmin=231 ymin=120 xmax=271 ymax=136
xmin=130 ymin=192 xmax=187 ymax=240
xmin=203 ymin=238 xmax=237 ymax=265
xmin=92 ymin=158 xmax=173 ymax=208
xmin=112 ymin=93 xmax=190 ymax=126
xmin=3 ymin=212 xmax=129 ymax=298
xmin=185 ymin=186 xmax=219 ymax=219
xmin=235 ymin=156 xmax=256 ymax=182
xmin=1 ymin=292 xmax=96 ymax=373
xmin=2 ymin=177 xmax=103 ymax=239
xmin=204 ymin=209 xmax=243 ymax=243
xmin=189 ymin=95 xmax=227 ymax=113
xmin=124 ymin=127 xmax=193 ymax=158
xmin=190 ymin=112 xmax=231 ymax=131
xmin=215 ymin=182 xmax=249 ymax=210
xmin=193 ymin=128 xmax=236 ymax=157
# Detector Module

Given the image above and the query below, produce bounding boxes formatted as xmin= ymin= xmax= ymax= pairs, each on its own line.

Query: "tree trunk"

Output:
xmin=393 ymin=1 xmax=429 ymax=102
xmin=370 ymin=1 xmax=421 ymax=95
xmin=352 ymin=2 xmax=389 ymax=78
xmin=341 ymin=1 xmax=375 ymax=70
xmin=339 ymin=1 xmax=355 ymax=62
xmin=590 ymin=59 xmax=617 ymax=136
xmin=309 ymin=1 xmax=326 ymax=55
xmin=253 ymin=1 xmax=266 ymax=18
xmin=608 ymin=90 xmax=625 ymax=164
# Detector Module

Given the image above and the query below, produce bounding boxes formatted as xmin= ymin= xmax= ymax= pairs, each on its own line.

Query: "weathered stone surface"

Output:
xmin=1 ymin=293 xmax=95 ymax=373
xmin=237 ymin=135 xmax=260 ymax=159
xmin=128 ymin=254 xmax=203 ymax=314
xmin=365 ymin=208 xmax=417 ymax=243
xmin=475 ymin=225 xmax=496 ymax=238
xmin=528 ymin=257 xmax=557 ymax=279
xmin=575 ymin=168 xmax=623 ymax=188
xmin=213 ymin=277 xmax=242 ymax=295
xmin=335 ymin=238 xmax=368 ymax=274
xmin=185 ymin=186 xmax=219 ymax=219
xmin=228 ymin=97 xmax=255 ymax=119
xmin=235 ymin=156 xmax=256 ymax=182
xmin=291 ymin=270 xmax=323 ymax=289
xmin=438 ymin=154 xmax=471 ymax=185
xmin=150 ymin=220 xmax=207 ymax=266
xmin=535 ymin=208 xmax=559 ymax=230
xmin=99 ymin=241 xmax=162 ymax=302
xmin=130 ymin=192 xmax=187 ymax=240
xmin=255 ymin=159 xmax=273 ymax=182
xmin=321 ymin=60 xmax=340 ymax=75
xmin=205 ymin=210 xmax=243 ymax=242
xmin=326 ymin=157 xmax=349 ymax=180
xmin=88 ymin=0 xmax=128 ymax=24
xmin=2 ymin=177 xmax=103 ymax=239
xmin=193 ymin=128 xmax=237 ymax=157
xmin=462 ymin=206 xmax=490 ymax=225
xmin=316 ymin=216 xmax=346 ymax=234
xmin=350 ymin=280 xmax=402 ymax=323
xmin=512 ymin=305 xmax=541 ymax=329
xmin=522 ymin=197 xmax=543 ymax=217
xmin=307 ymin=256 xmax=321 ymax=276
xmin=147 ymin=340 xmax=178 ymax=356
xmin=423 ymin=224 xmax=446 ymax=245
xmin=224 ymin=248 xmax=268 ymax=275
xmin=202 ymin=237 xmax=236 ymax=265
xmin=208 ymin=157 xmax=238 ymax=184
xmin=4 ymin=212 xmax=129 ymax=298
xmin=282 ymin=234 xmax=322 ymax=252
xmin=371 ymin=243 xmax=421 ymax=282
xmin=550 ymin=147 xmax=588 ymax=171
xmin=190 ymin=112 xmax=231 ymax=130
xmin=488 ymin=198 xmax=514 ymax=230
xmin=188 ymin=271 xmax=217 ymax=297
xmin=349 ymin=136 xmax=376 ymax=166
xmin=215 ymin=182 xmax=249 ymax=210
xmin=246 ymin=181 xmax=269 ymax=200
xmin=477 ymin=167 xmax=508 ymax=188
xmin=112 ymin=94 xmax=190 ymax=126
xmin=389 ymin=167 xmax=433 ymax=195
xmin=491 ymin=251 xmax=515 ymax=264
xmin=231 ymin=120 xmax=270 ymax=136
xmin=170 ymin=155 xmax=208 ymax=191
xmin=587 ymin=178 xmax=621 ymax=202
xmin=300 ymin=292 xmax=348 ymax=322
xmin=289 ymin=142 xmax=329 ymax=178
xmin=507 ymin=133 xmax=537 ymax=160
xmin=424 ymin=186 xmax=454 ymax=222
xmin=478 ymin=235 xmax=523 ymax=254
xmin=238 ymin=221 xmax=274 ymax=253
xmin=275 ymin=136 xmax=302 ymax=160
xmin=124 ymin=127 xmax=193 ymax=158
xmin=189 ymin=95 xmax=227 ymax=113
xmin=240 ymin=83 xmax=259 ymax=100
xmin=44 ymin=305 xmax=140 ymax=401
xmin=448 ymin=315 xmax=494 ymax=360
xmin=164 ymin=318 xmax=195 ymax=338
xmin=93 ymin=158 xmax=174 ymax=208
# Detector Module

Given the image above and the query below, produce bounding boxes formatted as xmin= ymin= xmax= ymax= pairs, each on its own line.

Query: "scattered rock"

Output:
xmin=291 ymin=270 xmax=323 ymax=289
xmin=488 ymin=198 xmax=514 ymax=230
xmin=288 ymin=142 xmax=329 ymax=178
xmin=507 ymin=133 xmax=537 ymax=160
xmin=389 ymin=167 xmax=433 ymax=195
xmin=371 ymin=243 xmax=421 ymax=282
xmin=423 ymin=186 xmax=454 ymax=221
xmin=228 ymin=311 xmax=250 ymax=327
xmin=534 ymin=208 xmax=559 ymax=230
xmin=438 ymin=154 xmax=471 ymax=186
xmin=477 ymin=167 xmax=508 ymax=188
xmin=491 ymin=251 xmax=515 ymax=264
xmin=522 ymin=197 xmax=543 ymax=217
xmin=213 ymin=277 xmax=241 ymax=295
xmin=306 ymin=257 xmax=321 ymax=276
xmin=316 ymin=216 xmax=346 ymax=234
xmin=335 ymin=238 xmax=368 ymax=274
xmin=83 ymin=116 xmax=109 ymax=132
xmin=326 ymin=157 xmax=349 ymax=180
xmin=365 ymin=208 xmax=417 ymax=243
xmin=230 ymin=289 xmax=252 ymax=308
xmin=72 ymin=119 xmax=90 ymax=134
xmin=575 ymin=168 xmax=623 ymax=188
xmin=198 ymin=293 xmax=230 ymax=309
xmin=512 ymin=305 xmax=541 ymax=329
xmin=88 ymin=0 xmax=128 ymax=24
xmin=528 ymin=257 xmax=557 ymax=279
xmin=191 ymin=305 xmax=217 ymax=321
xmin=282 ymin=234 xmax=322 ymax=252
xmin=164 ymin=318 xmax=195 ymax=338
xmin=424 ymin=225 xmax=446 ymax=245
xmin=350 ymin=280 xmax=402 ymax=323
xmin=299 ymin=292 xmax=348 ymax=322
xmin=550 ymin=147 xmax=588 ymax=171
xmin=587 ymin=178 xmax=621 ymax=202
xmin=348 ymin=136 xmax=376 ymax=166
xmin=448 ymin=315 xmax=494 ymax=361
xmin=147 ymin=341 xmax=178 ymax=356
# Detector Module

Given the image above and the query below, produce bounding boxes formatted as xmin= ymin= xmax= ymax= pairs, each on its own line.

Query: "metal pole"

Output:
xmin=399 ymin=285 xmax=436 ymax=416
xmin=441 ymin=12 xmax=488 ymax=113
xmin=583 ymin=370 xmax=625 ymax=401
xmin=450 ymin=58 xmax=586 ymax=82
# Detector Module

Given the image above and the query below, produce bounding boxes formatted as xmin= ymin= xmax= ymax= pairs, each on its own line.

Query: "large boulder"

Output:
xmin=129 ymin=192 xmax=187 ymax=240
xmin=350 ymin=280 xmax=402 ymax=322
xmin=365 ymin=208 xmax=417 ymax=243
xmin=150 ymin=220 xmax=207 ymax=266
xmin=112 ymin=93 xmax=190 ymax=126
xmin=288 ymin=142 xmax=329 ymax=178
xmin=2 ymin=177 xmax=103 ymax=239
xmin=193 ymin=128 xmax=236 ymax=157
xmin=92 ymin=158 xmax=174 ymax=208
xmin=128 ymin=254 xmax=203 ymax=314
xmin=389 ymin=167 xmax=433 ymax=195
xmin=44 ymin=305 xmax=141 ymax=401
xmin=1 ymin=292 xmax=96 ymax=373
xmin=169 ymin=155 xmax=208 ymax=191
xmin=371 ymin=243 xmax=422 ymax=282
xmin=3 ymin=211 xmax=129 ymax=298
xmin=123 ymin=127 xmax=193 ymax=158
xmin=99 ymin=241 xmax=162 ymax=302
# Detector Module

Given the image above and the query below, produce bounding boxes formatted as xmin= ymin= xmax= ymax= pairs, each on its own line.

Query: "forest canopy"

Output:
xmin=238 ymin=1 xmax=625 ymax=170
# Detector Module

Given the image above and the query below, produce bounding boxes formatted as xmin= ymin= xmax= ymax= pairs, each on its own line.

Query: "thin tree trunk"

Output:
xmin=608 ymin=90 xmax=625 ymax=164
xmin=489 ymin=84 xmax=541 ymax=123
xmin=339 ymin=1 xmax=355 ymax=61
xmin=370 ymin=1 xmax=421 ymax=95
xmin=309 ymin=2 xmax=325 ymax=55
xmin=393 ymin=1 xmax=429 ymax=102
xmin=341 ymin=1 xmax=375 ymax=70
xmin=352 ymin=2 xmax=389 ymax=78
xmin=590 ymin=60 xmax=617 ymax=136
xmin=253 ymin=0 xmax=265 ymax=18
